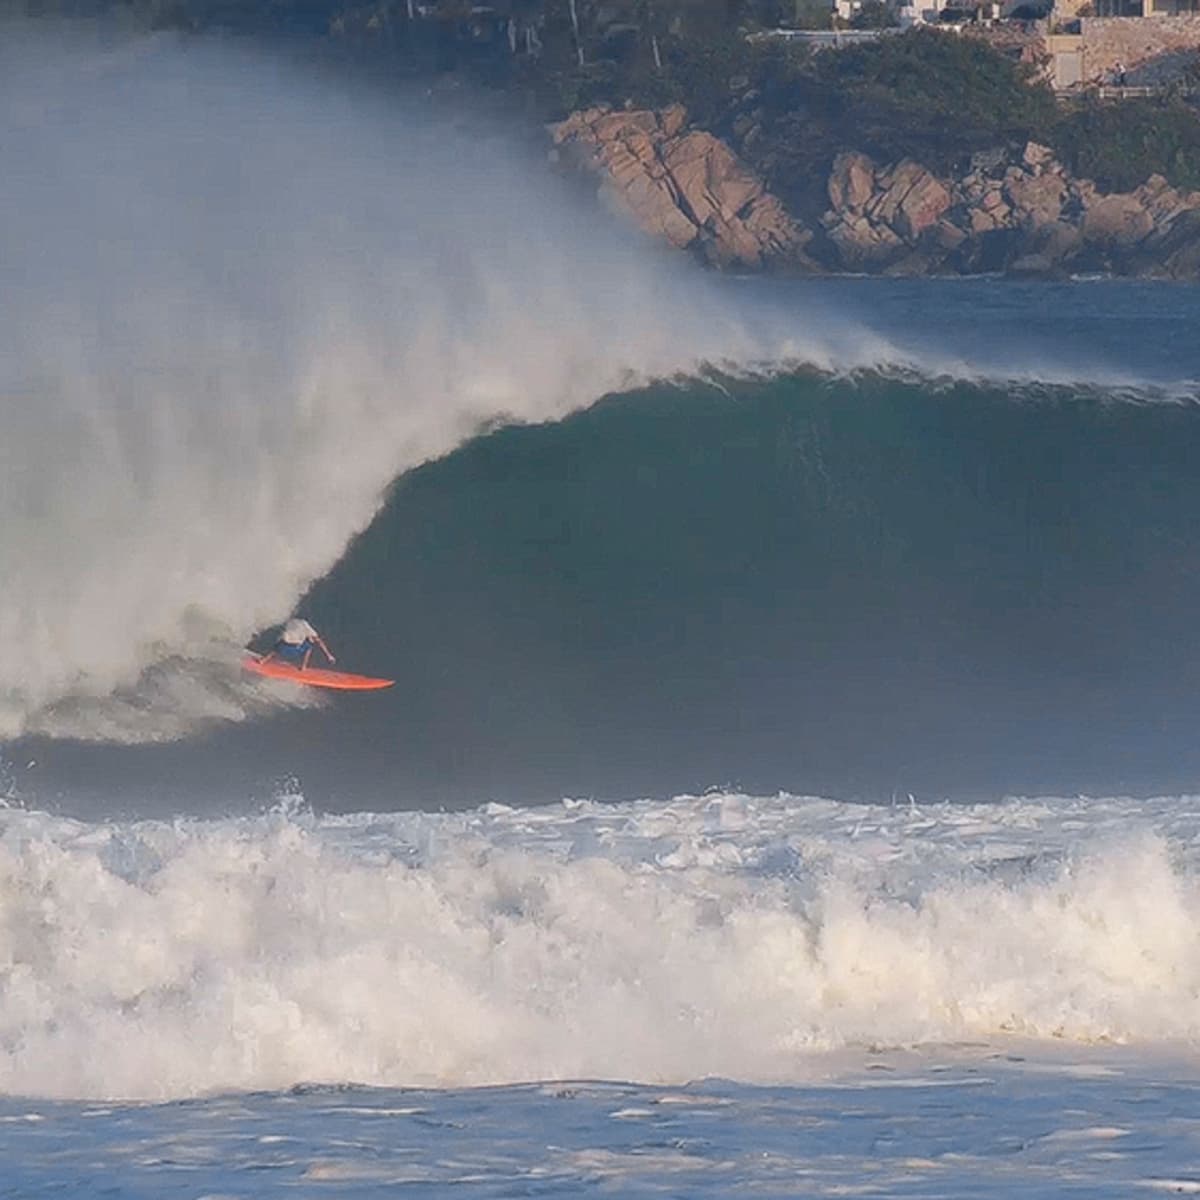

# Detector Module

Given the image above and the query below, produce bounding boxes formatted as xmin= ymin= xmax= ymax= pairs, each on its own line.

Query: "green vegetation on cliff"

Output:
xmin=586 ymin=24 xmax=1200 ymax=209
xmin=706 ymin=29 xmax=1057 ymax=213
xmin=1054 ymin=95 xmax=1200 ymax=192
xmin=9 ymin=0 xmax=1200 ymax=199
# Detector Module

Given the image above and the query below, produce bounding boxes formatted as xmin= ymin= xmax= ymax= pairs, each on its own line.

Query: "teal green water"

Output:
xmin=309 ymin=361 xmax=1200 ymax=803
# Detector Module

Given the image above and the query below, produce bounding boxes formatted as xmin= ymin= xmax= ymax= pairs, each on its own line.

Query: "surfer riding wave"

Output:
xmin=260 ymin=618 xmax=336 ymax=672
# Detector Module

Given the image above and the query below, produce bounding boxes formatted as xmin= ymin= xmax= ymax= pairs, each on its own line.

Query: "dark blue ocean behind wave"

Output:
xmin=16 ymin=279 xmax=1200 ymax=815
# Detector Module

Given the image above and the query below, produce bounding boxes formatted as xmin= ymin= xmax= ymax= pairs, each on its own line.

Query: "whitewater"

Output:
xmin=3 ymin=790 xmax=1200 ymax=1195
xmin=6 ymin=18 xmax=1200 ymax=1197
xmin=5 ymin=789 xmax=1200 ymax=1100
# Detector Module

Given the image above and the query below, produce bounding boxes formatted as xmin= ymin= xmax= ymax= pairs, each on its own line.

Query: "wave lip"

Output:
xmin=0 ymin=791 xmax=1195 ymax=1101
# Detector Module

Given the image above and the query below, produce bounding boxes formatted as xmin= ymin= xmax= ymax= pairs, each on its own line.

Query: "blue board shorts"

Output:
xmin=274 ymin=639 xmax=312 ymax=664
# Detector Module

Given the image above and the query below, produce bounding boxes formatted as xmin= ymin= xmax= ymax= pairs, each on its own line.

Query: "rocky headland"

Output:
xmin=551 ymin=104 xmax=1200 ymax=280
xmin=550 ymin=104 xmax=818 ymax=271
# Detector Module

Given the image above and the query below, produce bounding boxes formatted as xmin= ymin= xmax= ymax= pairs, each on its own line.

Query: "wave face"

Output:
xmin=24 ymin=351 xmax=1200 ymax=812
xmin=2 ymin=791 xmax=1198 ymax=1101
xmin=296 ymin=363 xmax=1200 ymax=807
xmin=3 ymin=22 xmax=882 ymax=745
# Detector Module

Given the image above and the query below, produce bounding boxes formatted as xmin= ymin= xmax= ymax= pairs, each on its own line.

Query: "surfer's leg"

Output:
xmin=275 ymin=640 xmax=304 ymax=665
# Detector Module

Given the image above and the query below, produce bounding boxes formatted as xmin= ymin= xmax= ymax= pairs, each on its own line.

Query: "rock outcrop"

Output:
xmin=549 ymin=105 xmax=815 ymax=271
xmin=550 ymin=106 xmax=1200 ymax=281
xmin=816 ymin=141 xmax=1200 ymax=279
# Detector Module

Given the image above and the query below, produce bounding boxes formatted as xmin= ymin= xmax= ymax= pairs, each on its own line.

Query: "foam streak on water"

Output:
xmin=3 ymin=1057 xmax=1200 ymax=1198
xmin=1 ymin=789 xmax=1198 ymax=1102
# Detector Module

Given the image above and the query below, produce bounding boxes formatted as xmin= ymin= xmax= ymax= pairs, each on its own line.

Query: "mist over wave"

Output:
xmin=2 ymin=790 xmax=1198 ymax=1101
xmin=2 ymin=21 xmax=896 ymax=744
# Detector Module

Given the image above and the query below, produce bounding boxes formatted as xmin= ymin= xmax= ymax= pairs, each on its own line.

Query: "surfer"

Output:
xmin=261 ymin=617 xmax=336 ymax=672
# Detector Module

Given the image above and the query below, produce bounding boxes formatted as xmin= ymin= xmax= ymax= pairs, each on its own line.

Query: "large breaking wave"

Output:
xmin=6 ymin=21 xmax=1195 ymax=759
xmin=2 ymin=22 xmax=898 ymax=744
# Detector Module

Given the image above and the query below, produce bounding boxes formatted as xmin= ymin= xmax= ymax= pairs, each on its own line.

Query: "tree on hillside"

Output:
xmin=850 ymin=0 xmax=898 ymax=27
xmin=810 ymin=28 xmax=1055 ymax=166
xmin=1053 ymin=94 xmax=1200 ymax=191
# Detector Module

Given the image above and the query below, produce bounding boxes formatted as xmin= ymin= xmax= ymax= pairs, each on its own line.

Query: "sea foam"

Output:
xmin=0 ymin=790 xmax=1196 ymax=1100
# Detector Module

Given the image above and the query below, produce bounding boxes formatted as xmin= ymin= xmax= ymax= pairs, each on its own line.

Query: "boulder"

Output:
xmin=969 ymin=206 xmax=1001 ymax=235
xmin=1081 ymin=192 xmax=1155 ymax=246
xmin=960 ymin=173 xmax=987 ymax=203
xmin=827 ymin=151 xmax=877 ymax=214
xmin=660 ymin=103 xmax=688 ymax=139
xmin=1160 ymin=210 xmax=1200 ymax=278
xmin=664 ymin=133 xmax=758 ymax=227
xmin=825 ymin=213 xmax=904 ymax=269
xmin=1135 ymin=175 xmax=1196 ymax=229
xmin=599 ymin=170 xmax=699 ymax=249
xmin=1008 ymin=220 xmax=1081 ymax=276
xmin=981 ymin=187 xmax=1008 ymax=214
xmin=1021 ymin=141 xmax=1056 ymax=173
xmin=1136 ymin=208 xmax=1200 ymax=279
xmin=1038 ymin=219 xmax=1083 ymax=256
xmin=893 ymin=171 xmax=953 ymax=242
xmin=866 ymin=160 xmax=952 ymax=242
xmin=1004 ymin=170 xmax=1067 ymax=229
xmin=973 ymin=191 xmax=1012 ymax=229
xmin=868 ymin=161 xmax=921 ymax=226
xmin=549 ymin=106 xmax=811 ymax=270
xmin=593 ymin=110 xmax=658 ymax=141
xmin=931 ymin=219 xmax=968 ymax=251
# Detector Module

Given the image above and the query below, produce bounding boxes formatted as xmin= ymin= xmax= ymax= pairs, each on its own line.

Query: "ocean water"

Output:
xmin=4 ymin=19 xmax=1200 ymax=1197
xmin=3 ymin=794 xmax=1200 ymax=1194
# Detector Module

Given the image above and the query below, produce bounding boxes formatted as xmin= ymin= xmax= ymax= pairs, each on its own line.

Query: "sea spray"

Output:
xmin=2 ymin=22 xmax=871 ymax=743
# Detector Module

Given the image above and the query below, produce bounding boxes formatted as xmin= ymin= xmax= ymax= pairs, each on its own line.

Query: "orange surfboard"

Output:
xmin=242 ymin=652 xmax=394 ymax=691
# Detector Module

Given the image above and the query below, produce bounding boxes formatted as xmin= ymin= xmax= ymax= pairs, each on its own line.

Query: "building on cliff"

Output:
xmin=1041 ymin=10 xmax=1200 ymax=88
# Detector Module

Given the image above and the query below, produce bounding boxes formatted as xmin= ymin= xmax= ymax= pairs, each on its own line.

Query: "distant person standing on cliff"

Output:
xmin=1114 ymin=61 xmax=1127 ymax=86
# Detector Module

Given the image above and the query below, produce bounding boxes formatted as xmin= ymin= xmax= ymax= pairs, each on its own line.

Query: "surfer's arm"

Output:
xmin=315 ymin=635 xmax=336 ymax=664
